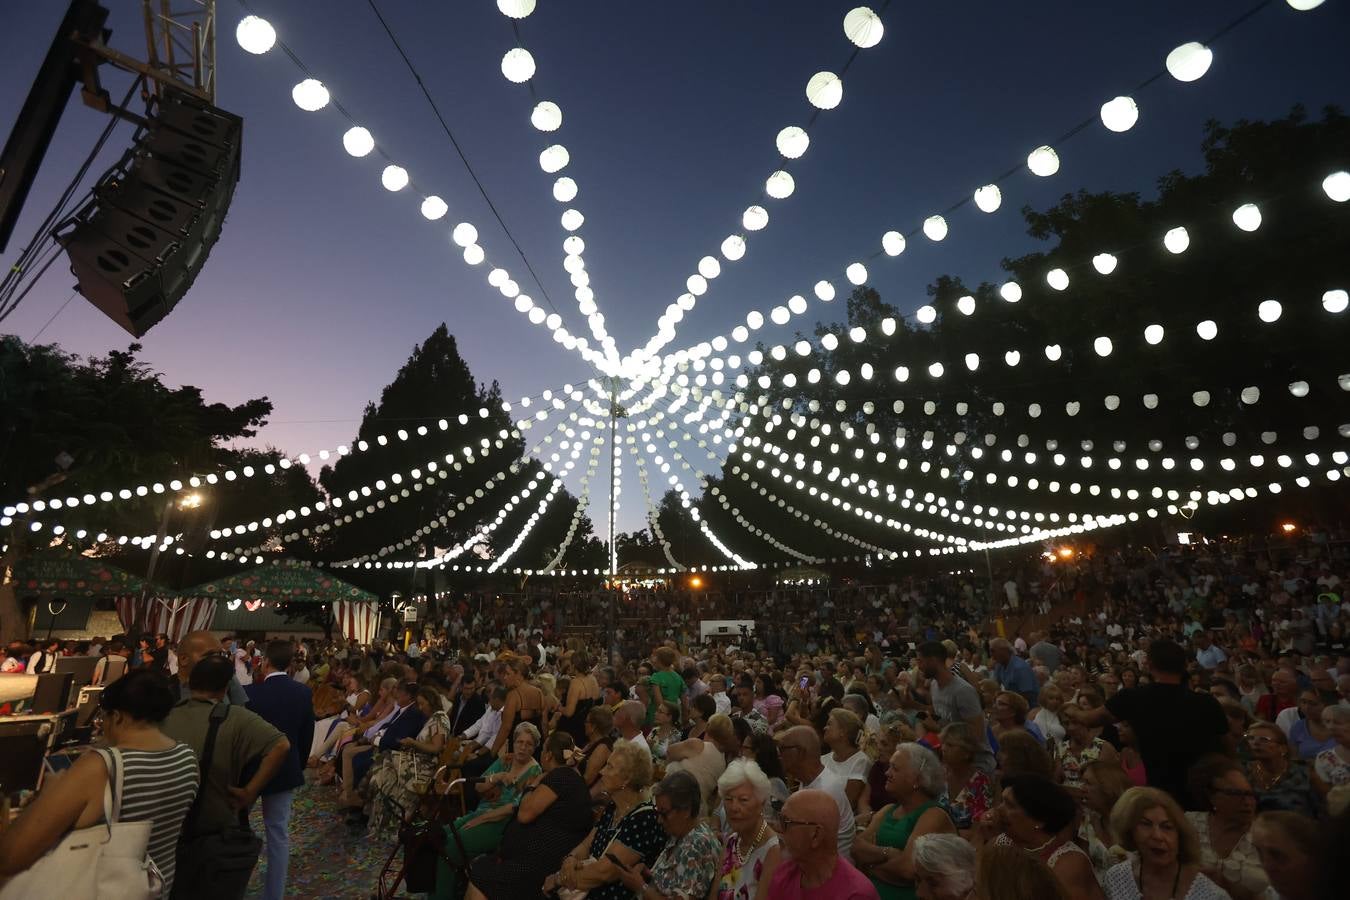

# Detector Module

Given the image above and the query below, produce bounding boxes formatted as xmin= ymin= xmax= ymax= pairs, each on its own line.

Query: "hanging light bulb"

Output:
xmin=1232 ymin=203 xmax=1262 ymax=232
xmin=1323 ymin=289 xmax=1349 ymax=313
xmin=420 ymin=196 xmax=448 ymax=220
xmin=999 ymin=282 xmax=1022 ymax=303
xmin=236 ymin=16 xmax=277 ymax=54
xmin=1093 ymin=336 xmax=1113 ymax=357
xmin=1196 ymin=320 xmax=1218 ymax=340
xmin=1099 ymin=96 xmax=1139 ymax=132
xmin=721 ymin=235 xmax=746 ymax=261
xmin=776 ymin=126 xmax=810 ymax=159
xmin=342 ymin=126 xmax=375 ymax=157
xmin=539 ymin=144 xmax=570 ymax=173
xmin=814 ymin=281 xmax=836 ymax=301
xmin=1144 ymin=324 xmax=1165 ymax=345
xmin=1324 ymin=171 xmax=1350 ymax=202
xmin=1027 ymin=145 xmax=1060 ymax=177
xmin=765 ymin=171 xmax=795 ymax=199
xmin=882 ymin=231 xmax=906 ymax=256
xmin=1257 ymin=299 xmax=1283 ymax=323
xmin=497 ymin=0 xmax=536 ymax=19
xmin=380 ymin=165 xmax=409 ymax=191
xmin=463 ymin=244 xmax=485 ymax=265
xmin=916 ymin=305 xmax=937 ymax=324
xmin=843 ymin=7 xmax=884 ymax=47
xmin=501 ymin=48 xmax=536 ymax=83
xmin=1046 ymin=268 xmax=1069 ymax=291
xmin=846 ymin=263 xmax=868 ymax=285
xmin=530 ymin=100 xmax=562 ymax=131
xmin=1166 ymin=42 xmax=1213 ymax=82
xmin=1163 ymin=226 xmax=1190 ymax=254
xmin=974 ymin=184 xmax=1002 ymax=213
xmin=805 ymin=72 xmax=843 ymax=110
xmin=291 ymin=79 xmax=330 ymax=111
xmin=743 ymin=206 xmax=769 ymax=231
xmin=956 ymin=295 xmax=976 ymax=315
xmin=922 ymin=215 xmax=948 ymax=241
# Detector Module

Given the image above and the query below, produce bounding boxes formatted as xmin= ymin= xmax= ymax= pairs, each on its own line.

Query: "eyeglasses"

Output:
xmin=771 ymin=814 xmax=821 ymax=832
xmin=1244 ymin=734 xmax=1280 ymax=745
xmin=653 ymin=805 xmax=676 ymax=820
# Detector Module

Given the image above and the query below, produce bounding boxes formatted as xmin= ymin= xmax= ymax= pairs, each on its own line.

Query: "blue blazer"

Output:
xmin=244 ymin=673 xmax=316 ymax=794
xmin=375 ymin=703 xmax=427 ymax=751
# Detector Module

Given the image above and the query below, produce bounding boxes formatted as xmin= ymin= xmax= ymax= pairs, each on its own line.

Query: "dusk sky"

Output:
xmin=3 ymin=1 xmax=1346 ymax=534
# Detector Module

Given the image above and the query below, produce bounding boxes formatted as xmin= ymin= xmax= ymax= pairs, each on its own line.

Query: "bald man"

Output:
xmin=777 ymin=726 xmax=854 ymax=859
xmin=766 ymin=789 xmax=878 ymax=899
xmin=176 ymin=630 xmax=250 ymax=706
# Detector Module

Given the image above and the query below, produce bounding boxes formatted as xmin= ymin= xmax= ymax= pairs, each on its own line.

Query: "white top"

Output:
xmin=1033 ymin=708 xmax=1066 ymax=743
xmin=627 ymin=730 xmax=652 ymax=758
xmin=804 ymin=766 xmax=855 ymax=860
xmin=463 ymin=706 xmax=502 ymax=749
xmin=1102 ymin=859 xmax=1232 ymax=900
xmin=821 ymin=750 xmax=870 ymax=787
xmin=1274 ymin=705 xmax=1300 ymax=737
xmin=1185 ymin=812 xmax=1268 ymax=897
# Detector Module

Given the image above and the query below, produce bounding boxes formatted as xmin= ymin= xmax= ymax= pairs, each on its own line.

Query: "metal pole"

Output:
xmin=607 ymin=380 xmax=618 ymax=663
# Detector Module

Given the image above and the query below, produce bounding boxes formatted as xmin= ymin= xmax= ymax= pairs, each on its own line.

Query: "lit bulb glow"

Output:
xmin=776 ymin=126 xmax=810 ymax=159
xmin=501 ymin=47 xmax=536 ymax=83
xmin=381 ymin=165 xmax=409 ymax=191
xmin=236 ymin=16 xmax=276 ymax=54
xmin=531 ymin=101 xmax=562 ymax=131
xmin=843 ymin=7 xmax=884 ymax=48
xmin=291 ymin=79 xmax=330 ymax=111
xmin=805 ymin=72 xmax=843 ymax=110
xmin=1166 ymin=42 xmax=1213 ymax=82
xmin=1027 ymin=145 xmax=1060 ymax=177
xmin=420 ymin=196 xmax=448 ymax=220
xmin=974 ymin=184 xmax=1002 ymax=213
xmin=343 ymin=126 xmax=375 ymax=157
xmin=1163 ymin=226 xmax=1190 ymax=254
xmin=1232 ymin=203 xmax=1262 ymax=232
xmin=922 ymin=215 xmax=948 ymax=241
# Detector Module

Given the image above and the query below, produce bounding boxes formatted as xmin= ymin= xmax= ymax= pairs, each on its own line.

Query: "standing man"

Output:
xmin=177 ymin=630 xmax=250 ymax=705
xmin=989 ymin=638 xmax=1039 ymax=707
xmin=914 ymin=642 xmax=995 ymax=774
xmin=244 ymin=640 xmax=316 ymax=900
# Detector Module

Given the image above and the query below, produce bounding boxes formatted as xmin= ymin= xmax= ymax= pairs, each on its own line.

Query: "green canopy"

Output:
xmin=179 ymin=558 xmax=377 ymax=604
xmin=11 ymin=549 xmax=154 ymax=598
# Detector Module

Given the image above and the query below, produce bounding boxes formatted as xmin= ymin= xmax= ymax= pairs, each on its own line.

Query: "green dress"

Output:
xmin=648 ymin=668 xmax=686 ymax=725
xmin=870 ymin=800 xmax=940 ymax=900
xmin=433 ymin=757 xmax=541 ymax=900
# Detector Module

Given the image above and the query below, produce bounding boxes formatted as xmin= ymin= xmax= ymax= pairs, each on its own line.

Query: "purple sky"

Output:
xmin=3 ymin=1 xmax=1346 ymax=534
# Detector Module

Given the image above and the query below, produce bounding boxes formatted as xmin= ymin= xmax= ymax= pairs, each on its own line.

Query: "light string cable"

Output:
xmin=231 ymin=2 xmax=608 ymax=371
xmin=624 ymin=432 xmax=686 ymax=571
xmin=657 ymin=0 xmax=1311 ymax=366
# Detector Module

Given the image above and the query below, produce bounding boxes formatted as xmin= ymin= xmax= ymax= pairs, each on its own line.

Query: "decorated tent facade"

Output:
xmin=178 ymin=559 xmax=381 ymax=643
xmin=12 ymin=549 xmax=154 ymax=599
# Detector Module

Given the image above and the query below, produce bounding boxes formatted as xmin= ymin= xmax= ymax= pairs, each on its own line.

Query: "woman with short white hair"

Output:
xmin=911 ymin=833 xmax=975 ymax=900
xmin=712 ymin=759 xmax=781 ymax=899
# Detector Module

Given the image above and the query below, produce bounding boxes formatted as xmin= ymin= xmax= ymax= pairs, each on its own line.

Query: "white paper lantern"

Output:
xmin=291 ymin=79 xmax=330 ymax=111
xmin=1099 ymin=96 xmax=1139 ymax=133
xmin=1257 ymin=299 xmax=1283 ymax=323
xmin=770 ymin=306 xmax=790 ymax=325
xmin=530 ymin=100 xmax=562 ymax=131
xmin=1324 ymin=171 xmax=1350 ymax=202
xmin=1192 ymin=391 xmax=1211 ymax=407
xmin=528 ymin=307 xmax=546 ymax=324
xmin=1323 ymin=289 xmax=1349 ymax=313
xmin=489 ymin=268 xmax=509 ymax=288
xmin=1091 ymin=253 xmax=1118 ymax=275
xmin=342 ymin=126 xmax=375 ymax=157
xmin=743 ymin=206 xmax=769 ymax=231
xmin=805 ymin=72 xmax=843 ymax=110
xmin=1144 ymin=324 xmax=1165 ymax=345
xmin=788 ymin=294 xmax=808 ymax=314
xmin=420 ymin=196 xmax=448 ymax=220
xmin=1286 ymin=1 xmax=1325 ymax=10
xmin=721 ymin=235 xmax=746 ymax=261
xmin=677 ymin=292 xmax=696 ymax=311
xmin=765 ymin=171 xmax=795 ymax=199
xmin=564 ymin=236 xmax=585 ymax=255
xmin=843 ymin=7 xmax=884 ymax=47
xmin=835 ymin=369 xmax=851 ymax=385
xmin=732 ymin=325 xmax=750 ymax=342
xmin=497 ymin=0 xmax=536 ymax=19
xmin=821 ymin=333 xmax=839 ymax=351
xmin=882 ymin=231 xmax=906 ymax=256
xmin=539 ymin=144 xmax=570 ymax=173
xmin=956 ymin=295 xmax=976 ymax=316
xmin=916 ymin=305 xmax=937 ymax=324
xmin=776 ymin=126 xmax=810 ymax=159
xmin=746 ymin=310 xmax=765 ymax=329
xmin=974 ymin=184 xmax=1002 ymax=213
xmin=1196 ymin=320 xmax=1218 ymax=340
xmin=1288 ymin=381 xmax=1310 ymax=397
xmin=501 ymin=48 xmax=536 ymax=83
xmin=381 ymin=165 xmax=409 ymax=191
xmin=563 ymin=254 xmax=584 ymax=275
xmin=1045 ymin=344 xmax=1063 ymax=361
xmin=236 ymin=16 xmax=276 ymax=54
xmin=1166 ymin=42 xmax=1213 ymax=82
xmin=1163 ymin=226 xmax=1190 ymax=254
xmin=965 ymin=353 xmax=980 ymax=371
xmin=1240 ymin=386 xmax=1261 ymax=405
xmin=922 ymin=215 xmax=948 ymax=241
xmin=1093 ymin=336 xmax=1113 ymax=357
xmin=999 ymin=282 xmax=1022 ymax=303
xmin=452 ymin=222 xmax=478 ymax=247
xmin=514 ymin=294 xmax=533 ymax=312
xmin=1003 ymin=350 xmax=1020 ymax=367
xmin=1232 ymin=203 xmax=1262 ymax=232
xmin=927 ymin=362 xmax=944 ymax=378
xmin=1046 ymin=268 xmax=1069 ymax=291
xmin=551 ymin=177 xmax=578 ymax=203
xmin=697 ymin=256 xmax=721 ymax=280
xmin=463 ymin=244 xmax=485 ymax=265
xmin=846 ymin=263 xmax=868 ymax=285
xmin=894 ymin=366 xmax=909 ymax=382
xmin=814 ymin=281 xmax=836 ymax=301
xmin=686 ymin=274 xmax=707 ymax=296
xmin=1027 ymin=145 xmax=1060 ymax=177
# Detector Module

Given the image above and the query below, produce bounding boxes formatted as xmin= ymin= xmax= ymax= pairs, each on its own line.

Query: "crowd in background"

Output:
xmin=2 ymin=530 xmax=1349 ymax=898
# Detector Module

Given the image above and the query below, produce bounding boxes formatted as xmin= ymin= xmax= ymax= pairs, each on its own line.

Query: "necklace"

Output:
xmin=733 ymin=820 xmax=770 ymax=867
xmin=1249 ymin=760 xmax=1287 ymax=791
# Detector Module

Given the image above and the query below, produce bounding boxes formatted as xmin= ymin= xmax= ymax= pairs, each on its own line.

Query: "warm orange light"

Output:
xmin=1058 ymin=546 xmax=1074 ymax=559
xmin=689 ymin=576 xmax=703 ymax=589
xmin=1280 ymin=522 xmax=1296 ymax=534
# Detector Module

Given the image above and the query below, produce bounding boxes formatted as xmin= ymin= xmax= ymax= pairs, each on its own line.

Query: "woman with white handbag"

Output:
xmin=0 ymin=668 xmax=200 ymax=898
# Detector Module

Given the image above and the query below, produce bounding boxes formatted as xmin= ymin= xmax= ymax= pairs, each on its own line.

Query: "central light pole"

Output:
xmin=604 ymin=376 xmax=626 ymax=663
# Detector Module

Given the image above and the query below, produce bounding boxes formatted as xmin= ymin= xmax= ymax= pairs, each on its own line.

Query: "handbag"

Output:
xmin=169 ymin=702 xmax=263 ymax=900
xmin=553 ymin=801 xmax=653 ymax=900
xmin=0 ymin=747 xmax=163 ymax=900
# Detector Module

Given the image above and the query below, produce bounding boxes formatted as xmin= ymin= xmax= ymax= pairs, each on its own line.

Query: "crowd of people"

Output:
xmin=1 ymin=531 xmax=1348 ymax=898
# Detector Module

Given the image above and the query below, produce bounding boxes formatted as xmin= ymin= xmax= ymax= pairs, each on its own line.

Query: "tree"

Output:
xmin=0 ymin=338 xmax=300 ymax=639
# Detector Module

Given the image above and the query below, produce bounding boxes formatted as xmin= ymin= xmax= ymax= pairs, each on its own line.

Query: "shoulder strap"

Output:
xmin=92 ymin=747 xmax=120 ymax=830
xmin=183 ymin=701 xmax=231 ymax=832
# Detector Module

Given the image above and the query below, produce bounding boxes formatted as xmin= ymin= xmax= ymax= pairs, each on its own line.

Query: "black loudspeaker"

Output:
xmin=56 ymin=87 xmax=241 ymax=336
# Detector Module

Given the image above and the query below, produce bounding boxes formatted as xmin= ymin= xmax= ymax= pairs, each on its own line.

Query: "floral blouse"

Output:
xmin=1314 ymin=746 xmax=1350 ymax=787
xmin=650 ymin=821 xmax=721 ymax=899
xmin=1057 ymin=736 xmax=1108 ymax=788
xmin=716 ymin=829 xmax=779 ymax=900
xmin=944 ymin=768 xmax=993 ymax=830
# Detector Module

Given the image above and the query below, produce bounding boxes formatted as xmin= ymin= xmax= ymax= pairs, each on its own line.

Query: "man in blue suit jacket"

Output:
xmin=342 ymin=680 xmax=426 ymax=825
xmin=244 ymin=640 xmax=315 ymax=900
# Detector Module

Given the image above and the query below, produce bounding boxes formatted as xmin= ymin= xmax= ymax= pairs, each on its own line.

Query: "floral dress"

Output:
xmin=943 ymin=768 xmax=993 ymax=830
xmin=716 ymin=829 xmax=779 ymax=900
xmin=649 ymin=821 xmax=721 ymax=899
xmin=1056 ymin=736 xmax=1108 ymax=788
xmin=367 ymin=710 xmax=451 ymax=832
xmin=1314 ymin=746 xmax=1350 ymax=788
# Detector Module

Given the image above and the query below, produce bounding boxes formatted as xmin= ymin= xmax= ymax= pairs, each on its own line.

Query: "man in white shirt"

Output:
xmin=26 ymin=639 xmax=61 ymax=674
xmin=778 ymin=726 xmax=854 ymax=859
xmin=461 ymin=686 xmax=507 ymax=754
xmin=616 ymin=700 xmax=651 ymax=758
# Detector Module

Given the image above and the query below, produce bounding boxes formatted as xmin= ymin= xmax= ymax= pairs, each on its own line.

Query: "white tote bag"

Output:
xmin=0 ymin=747 xmax=163 ymax=900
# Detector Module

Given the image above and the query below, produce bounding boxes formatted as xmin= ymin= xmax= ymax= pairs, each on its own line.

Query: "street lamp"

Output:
xmin=177 ymin=492 xmax=203 ymax=510
xmin=1280 ymin=522 xmax=1296 ymax=534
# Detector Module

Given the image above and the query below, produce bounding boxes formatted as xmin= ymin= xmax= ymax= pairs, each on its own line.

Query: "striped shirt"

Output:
xmin=113 ymin=744 xmax=200 ymax=893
